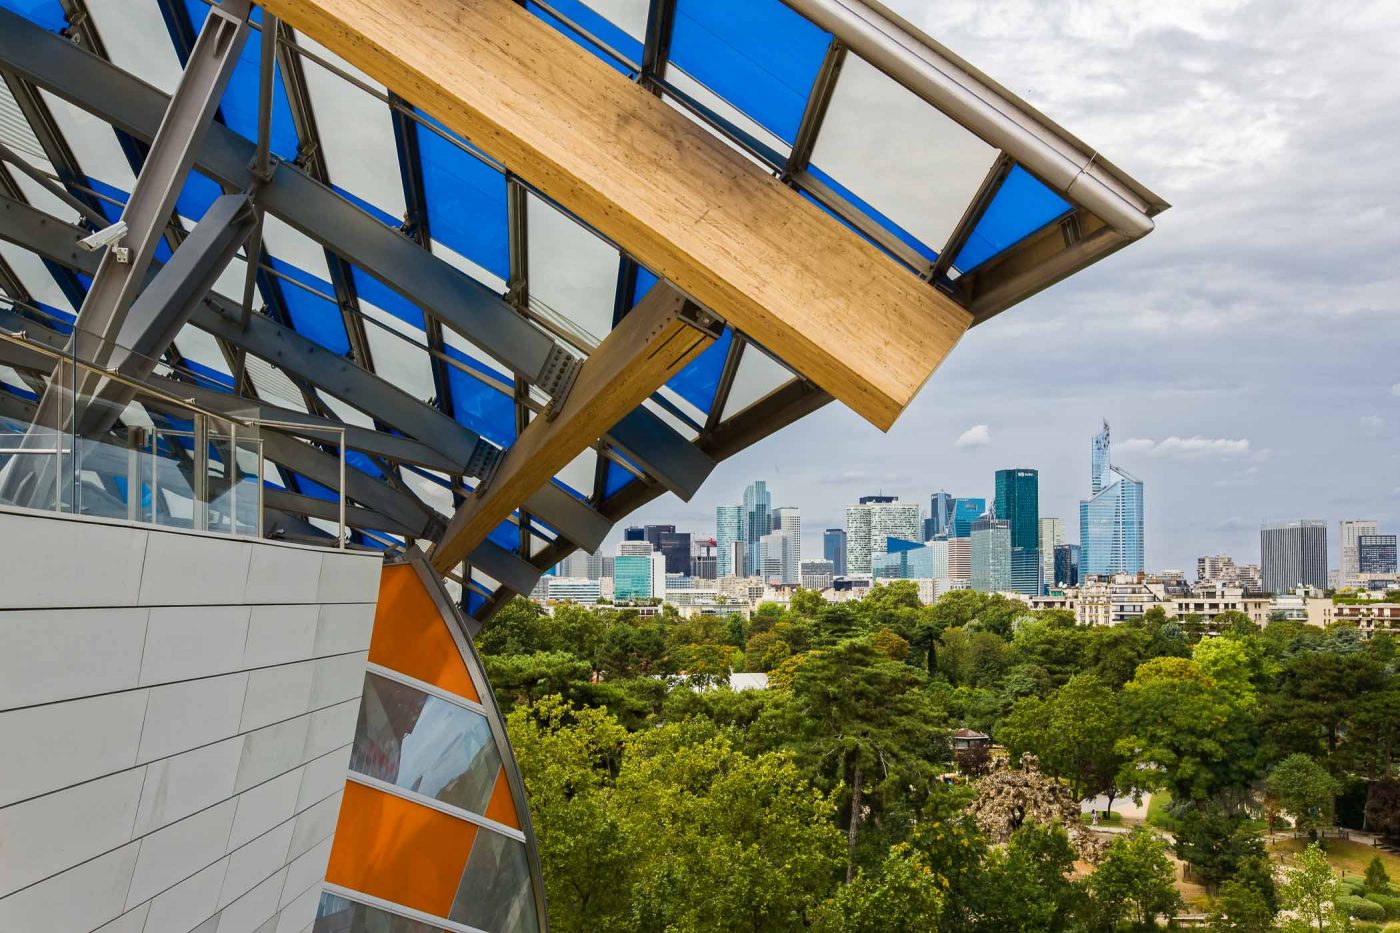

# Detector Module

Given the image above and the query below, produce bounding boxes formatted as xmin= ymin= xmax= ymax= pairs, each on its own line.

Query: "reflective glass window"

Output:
xmin=451 ymin=829 xmax=539 ymax=933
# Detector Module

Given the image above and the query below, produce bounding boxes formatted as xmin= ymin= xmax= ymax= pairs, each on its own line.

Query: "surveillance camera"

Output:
xmin=77 ymin=220 xmax=128 ymax=253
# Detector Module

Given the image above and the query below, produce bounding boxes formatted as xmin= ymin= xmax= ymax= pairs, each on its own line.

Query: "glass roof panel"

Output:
xmin=661 ymin=64 xmax=789 ymax=167
xmin=602 ymin=457 xmax=636 ymax=498
xmin=666 ymin=326 xmax=731 ymax=415
xmin=0 ymin=0 xmax=64 ymax=31
xmin=570 ymin=0 xmax=648 ymax=47
xmin=553 ymin=447 xmax=596 ymax=501
xmin=720 ymin=342 xmax=792 ymax=421
xmin=526 ymin=194 xmax=618 ymax=350
xmin=810 ymin=54 xmax=998 ymax=258
xmin=88 ymin=1 xmax=185 ymax=95
xmin=180 ymin=1 xmax=299 ymax=159
xmin=38 ymin=92 xmax=136 ymax=192
xmin=416 ymin=112 xmax=509 ymax=285
xmin=0 ymin=241 xmax=77 ymax=318
xmin=266 ymin=256 xmax=348 ymax=355
xmin=953 ymin=165 xmax=1072 ymax=274
xmin=668 ymin=0 xmax=830 ymax=145
xmin=359 ymin=300 xmax=437 ymax=405
xmin=295 ymin=34 xmax=408 ymax=225
xmin=444 ymin=346 xmax=516 ymax=448
xmin=527 ymin=2 xmax=635 ymax=75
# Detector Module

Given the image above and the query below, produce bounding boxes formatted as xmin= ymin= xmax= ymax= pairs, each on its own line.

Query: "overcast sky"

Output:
xmin=614 ymin=0 xmax=1400 ymax=572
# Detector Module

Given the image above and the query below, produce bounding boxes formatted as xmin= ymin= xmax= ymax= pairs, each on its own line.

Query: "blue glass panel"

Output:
xmin=553 ymin=477 xmax=589 ymax=501
xmin=295 ymin=475 xmax=336 ymax=500
xmin=0 ymin=0 xmax=65 ymax=31
xmin=666 ymin=326 xmax=731 ymax=413
xmin=527 ymin=2 xmax=636 ymax=75
xmin=351 ymin=267 xmax=425 ymax=330
xmin=488 ymin=518 xmax=519 ymax=552
xmin=85 ymin=179 xmax=175 ymax=264
xmin=467 ymin=590 xmax=487 ymax=616
xmin=632 ymin=266 xmax=660 ymax=305
xmin=334 ymin=185 xmax=400 ymax=229
xmin=670 ymin=0 xmax=830 ymax=144
xmin=345 ymin=450 xmax=382 ymax=479
xmin=443 ymin=346 xmax=515 ymax=447
xmin=183 ymin=2 xmax=299 ymax=158
xmin=352 ymin=531 xmax=391 ymax=551
xmin=954 ymin=165 xmax=1072 ymax=273
xmin=267 ymin=258 xmax=349 ymax=355
xmin=175 ymin=171 xmax=223 ymax=223
xmin=805 ymin=165 xmax=936 ymax=264
xmin=416 ymin=111 xmax=509 ymax=283
xmin=0 ymin=381 xmax=38 ymax=402
xmin=603 ymin=459 xmax=635 ymax=498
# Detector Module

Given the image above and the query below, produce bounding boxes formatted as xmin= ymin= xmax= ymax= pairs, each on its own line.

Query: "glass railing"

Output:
xmin=0 ymin=324 xmax=347 ymax=546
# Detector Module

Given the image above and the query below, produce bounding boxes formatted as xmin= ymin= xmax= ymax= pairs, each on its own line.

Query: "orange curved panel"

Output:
xmin=484 ymin=766 xmax=520 ymax=830
xmin=370 ymin=564 xmax=479 ymax=702
xmin=327 ymin=780 xmax=478 ymax=917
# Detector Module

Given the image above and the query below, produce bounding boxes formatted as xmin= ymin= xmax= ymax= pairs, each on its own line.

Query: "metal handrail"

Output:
xmin=0 ymin=328 xmax=349 ymax=547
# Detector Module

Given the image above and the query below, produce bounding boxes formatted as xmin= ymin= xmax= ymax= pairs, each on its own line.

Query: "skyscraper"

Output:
xmin=845 ymin=497 xmax=921 ymax=575
xmin=770 ymin=507 xmax=802 ymax=583
xmin=947 ymin=537 xmax=972 ymax=582
xmin=716 ymin=505 xmax=743 ymax=577
xmin=1340 ymin=520 xmax=1379 ymax=585
xmin=1053 ymin=543 xmax=1080 ymax=588
xmin=1078 ymin=422 xmax=1145 ymax=578
xmin=1358 ymin=534 xmax=1397 ymax=576
xmin=995 ymin=469 xmax=1040 ymax=595
xmin=950 ymin=498 xmax=986 ymax=538
xmin=623 ymin=526 xmax=645 ymax=541
xmin=741 ymin=481 xmax=771 ymax=576
xmin=1039 ymin=517 xmax=1064 ymax=595
xmin=971 ymin=514 xmax=1011 ymax=592
xmin=1260 ymin=520 xmax=1328 ymax=594
xmin=824 ymin=528 xmax=847 ymax=577
xmin=925 ymin=491 xmax=954 ymax=541
xmin=615 ymin=540 xmax=662 ymax=599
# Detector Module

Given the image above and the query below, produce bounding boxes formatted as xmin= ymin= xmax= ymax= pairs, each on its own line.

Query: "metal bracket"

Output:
xmin=537 ymin=343 xmax=581 ymax=422
xmin=464 ymin=436 xmax=503 ymax=490
xmin=677 ymin=300 xmax=724 ymax=340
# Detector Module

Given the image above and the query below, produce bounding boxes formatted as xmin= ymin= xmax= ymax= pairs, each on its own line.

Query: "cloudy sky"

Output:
xmin=616 ymin=0 xmax=1400 ymax=572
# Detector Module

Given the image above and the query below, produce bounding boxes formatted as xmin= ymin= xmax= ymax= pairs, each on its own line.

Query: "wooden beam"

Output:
xmin=255 ymin=0 xmax=970 ymax=430
xmin=430 ymin=283 xmax=714 ymax=573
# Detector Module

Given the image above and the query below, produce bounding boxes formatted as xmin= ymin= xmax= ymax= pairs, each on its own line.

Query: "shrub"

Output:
xmin=1367 ymin=892 xmax=1400 ymax=919
xmin=1337 ymin=895 xmax=1385 ymax=922
xmin=1341 ymin=882 xmax=1360 ymax=897
xmin=1365 ymin=855 xmax=1392 ymax=894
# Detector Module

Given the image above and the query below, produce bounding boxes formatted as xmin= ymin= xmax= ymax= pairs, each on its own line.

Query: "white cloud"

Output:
xmin=1391 ymin=384 xmax=1400 ymax=397
xmin=1361 ymin=415 xmax=1385 ymax=435
xmin=1121 ymin=436 xmax=1251 ymax=458
xmin=955 ymin=424 xmax=992 ymax=448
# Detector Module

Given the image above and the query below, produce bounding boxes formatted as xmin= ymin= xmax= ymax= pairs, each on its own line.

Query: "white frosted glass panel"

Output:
xmin=525 ymin=195 xmax=617 ymax=351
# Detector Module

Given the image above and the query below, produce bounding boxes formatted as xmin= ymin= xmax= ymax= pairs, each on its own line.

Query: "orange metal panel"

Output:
xmin=327 ymin=781 xmax=479 ymax=918
xmin=370 ymin=564 xmax=479 ymax=702
xmin=484 ymin=766 xmax=520 ymax=830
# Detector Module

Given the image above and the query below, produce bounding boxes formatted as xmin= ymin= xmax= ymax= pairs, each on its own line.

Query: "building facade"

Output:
xmin=741 ymin=481 xmax=772 ymax=577
xmin=995 ymin=468 xmax=1040 ymax=594
xmin=801 ymin=559 xmax=835 ymax=591
xmin=951 ymin=498 xmax=986 ymax=538
xmin=823 ymin=528 xmax=848 ymax=577
xmin=971 ymin=515 xmax=1012 ymax=592
xmin=1340 ymin=519 xmax=1379 ymax=585
xmin=925 ymin=491 xmax=954 ymax=541
xmin=1261 ymin=520 xmax=1329 ymax=594
xmin=716 ymin=504 xmax=743 ymax=578
xmin=948 ymin=537 xmax=972 ymax=583
xmin=1079 ymin=421 xmax=1145 ymax=578
xmin=844 ymin=497 xmax=921 ymax=575
xmin=1053 ymin=543 xmax=1081 ymax=589
xmin=1359 ymin=533 xmax=1398 ymax=576
xmin=1039 ymin=517 xmax=1064 ymax=595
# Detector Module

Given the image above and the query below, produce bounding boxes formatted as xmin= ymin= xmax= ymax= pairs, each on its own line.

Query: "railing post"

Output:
xmin=229 ymin=420 xmax=237 ymax=534
xmin=127 ymin=426 xmax=144 ymax=523
xmin=193 ymin=412 xmax=209 ymax=531
xmin=338 ymin=429 xmax=346 ymax=550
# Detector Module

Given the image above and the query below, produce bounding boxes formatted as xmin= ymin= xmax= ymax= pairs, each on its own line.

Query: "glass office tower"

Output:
xmin=824 ymin=528 xmax=848 ymax=577
xmin=1078 ymin=422 xmax=1145 ymax=578
xmin=994 ymin=469 xmax=1040 ymax=595
xmin=716 ymin=505 xmax=743 ymax=577
xmin=951 ymin=498 xmax=986 ymax=538
xmin=741 ymin=481 xmax=771 ymax=577
xmin=971 ymin=515 xmax=1012 ymax=592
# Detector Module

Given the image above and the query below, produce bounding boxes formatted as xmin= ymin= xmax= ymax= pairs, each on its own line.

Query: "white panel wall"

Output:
xmin=0 ymin=507 xmax=381 ymax=933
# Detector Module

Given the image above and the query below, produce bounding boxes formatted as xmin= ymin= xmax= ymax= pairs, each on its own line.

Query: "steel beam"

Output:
xmin=0 ymin=195 xmax=614 ymax=550
xmin=0 ymin=9 xmax=710 ymax=496
xmin=263 ymin=486 xmax=420 ymax=537
xmin=784 ymin=38 xmax=845 ymax=179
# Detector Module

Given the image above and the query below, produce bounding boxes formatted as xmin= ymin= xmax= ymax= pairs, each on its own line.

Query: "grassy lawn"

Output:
xmin=1270 ymin=836 xmax=1400 ymax=878
xmin=1145 ymin=789 xmax=1175 ymax=830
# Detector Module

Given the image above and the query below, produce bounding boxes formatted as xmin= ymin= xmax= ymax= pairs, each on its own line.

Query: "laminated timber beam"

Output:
xmin=255 ymin=0 xmax=971 ymax=431
xmin=431 ymin=283 xmax=715 ymax=573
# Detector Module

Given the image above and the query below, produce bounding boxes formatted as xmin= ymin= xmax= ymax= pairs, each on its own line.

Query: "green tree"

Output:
xmin=1208 ymin=879 xmax=1277 ymax=933
xmin=1278 ymin=842 xmax=1345 ymax=932
xmin=999 ymin=673 xmax=1126 ymax=805
xmin=766 ymin=637 xmax=947 ymax=880
xmin=810 ymin=843 xmax=944 ymax=932
xmin=1362 ymin=855 xmax=1390 ymax=895
xmin=1087 ymin=828 xmax=1182 ymax=931
xmin=1174 ymin=805 xmax=1270 ymax=892
xmin=1116 ymin=657 xmax=1257 ymax=802
xmin=1267 ymin=754 xmax=1340 ymax=837
xmin=975 ymin=822 xmax=1085 ymax=933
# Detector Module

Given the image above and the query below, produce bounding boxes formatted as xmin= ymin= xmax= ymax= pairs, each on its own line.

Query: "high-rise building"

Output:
xmin=1340 ymin=520 xmax=1379 ymax=584
xmin=770 ymin=506 xmax=802 ymax=582
xmin=741 ymin=481 xmax=771 ymax=576
xmin=644 ymin=525 xmax=691 ymax=575
xmin=623 ymin=526 xmax=645 ymax=541
xmin=947 ymin=537 xmax=972 ymax=582
xmin=557 ymin=548 xmax=605 ymax=580
xmin=1359 ymin=534 xmax=1398 ymax=576
xmin=925 ymin=491 xmax=954 ymax=541
xmin=801 ymin=559 xmax=835 ymax=591
xmin=1038 ymin=517 xmax=1063 ymax=595
xmin=995 ymin=469 xmax=1040 ymax=595
xmin=950 ymin=498 xmax=986 ymax=538
xmin=971 ymin=515 xmax=1011 ymax=592
xmin=1260 ymin=520 xmax=1328 ymax=594
xmin=845 ymin=497 xmax=921 ymax=575
xmin=1078 ymin=422 xmax=1144 ymax=578
xmin=615 ymin=540 xmax=663 ymax=600
xmin=824 ymin=528 xmax=847 ymax=577
xmin=1053 ymin=543 xmax=1080 ymax=588
xmin=716 ymin=505 xmax=743 ymax=577
xmin=691 ymin=537 xmax=718 ymax=580
xmin=759 ymin=529 xmax=799 ymax=583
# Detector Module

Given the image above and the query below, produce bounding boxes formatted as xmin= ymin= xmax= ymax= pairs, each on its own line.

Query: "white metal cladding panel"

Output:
xmin=0 ymin=509 xmax=380 ymax=933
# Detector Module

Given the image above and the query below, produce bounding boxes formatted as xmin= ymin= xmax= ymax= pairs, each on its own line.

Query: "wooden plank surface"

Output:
xmin=257 ymin=0 xmax=970 ymax=430
xmin=430 ymin=284 xmax=713 ymax=573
